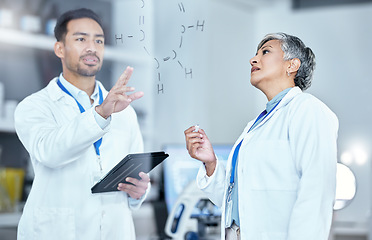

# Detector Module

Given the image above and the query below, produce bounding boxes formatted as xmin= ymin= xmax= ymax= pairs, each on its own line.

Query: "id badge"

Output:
xmin=225 ymin=183 xmax=234 ymax=228
xmin=225 ymin=198 xmax=233 ymax=228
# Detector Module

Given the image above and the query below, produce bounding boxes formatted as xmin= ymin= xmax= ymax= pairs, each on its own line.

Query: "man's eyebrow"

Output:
xmin=72 ymin=32 xmax=104 ymax=38
xmin=73 ymin=32 xmax=88 ymax=36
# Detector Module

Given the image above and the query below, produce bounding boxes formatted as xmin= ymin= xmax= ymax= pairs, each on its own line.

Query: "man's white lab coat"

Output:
xmin=15 ymin=78 xmax=145 ymax=240
xmin=197 ymin=87 xmax=338 ymax=240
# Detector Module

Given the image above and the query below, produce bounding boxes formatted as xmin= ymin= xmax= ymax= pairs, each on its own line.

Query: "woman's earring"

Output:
xmin=287 ymin=71 xmax=291 ymax=77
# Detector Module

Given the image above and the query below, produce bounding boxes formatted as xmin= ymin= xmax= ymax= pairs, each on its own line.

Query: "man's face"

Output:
xmin=59 ymin=18 xmax=104 ymax=77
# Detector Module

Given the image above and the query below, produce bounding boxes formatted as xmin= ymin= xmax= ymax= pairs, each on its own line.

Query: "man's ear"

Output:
xmin=54 ymin=42 xmax=64 ymax=59
xmin=289 ymin=58 xmax=301 ymax=73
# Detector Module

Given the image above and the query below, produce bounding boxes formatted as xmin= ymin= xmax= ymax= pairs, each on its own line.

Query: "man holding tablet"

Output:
xmin=14 ymin=8 xmax=149 ymax=240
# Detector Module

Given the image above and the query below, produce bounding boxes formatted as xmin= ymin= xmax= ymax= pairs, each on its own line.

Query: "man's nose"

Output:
xmin=86 ymin=40 xmax=97 ymax=52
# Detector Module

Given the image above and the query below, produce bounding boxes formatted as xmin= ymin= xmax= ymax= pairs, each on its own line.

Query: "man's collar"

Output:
xmin=58 ymin=73 xmax=99 ymax=100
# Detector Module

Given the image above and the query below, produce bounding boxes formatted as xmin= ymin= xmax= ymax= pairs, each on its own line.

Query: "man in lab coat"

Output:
xmin=14 ymin=8 xmax=149 ymax=240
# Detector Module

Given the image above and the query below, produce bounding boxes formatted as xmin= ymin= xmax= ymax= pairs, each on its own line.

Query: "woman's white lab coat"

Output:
xmin=197 ymin=87 xmax=338 ymax=240
xmin=14 ymin=78 xmax=145 ymax=240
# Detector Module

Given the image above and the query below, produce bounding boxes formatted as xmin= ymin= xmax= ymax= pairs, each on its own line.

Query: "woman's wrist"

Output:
xmin=204 ymin=161 xmax=217 ymax=177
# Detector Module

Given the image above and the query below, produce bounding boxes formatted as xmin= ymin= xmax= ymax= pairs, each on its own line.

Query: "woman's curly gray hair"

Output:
xmin=257 ymin=33 xmax=316 ymax=90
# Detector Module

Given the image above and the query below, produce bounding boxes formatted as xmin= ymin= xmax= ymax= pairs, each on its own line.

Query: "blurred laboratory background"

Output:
xmin=0 ymin=0 xmax=371 ymax=239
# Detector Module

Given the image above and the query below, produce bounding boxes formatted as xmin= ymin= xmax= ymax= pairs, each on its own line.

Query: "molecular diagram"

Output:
xmin=114 ymin=0 xmax=205 ymax=94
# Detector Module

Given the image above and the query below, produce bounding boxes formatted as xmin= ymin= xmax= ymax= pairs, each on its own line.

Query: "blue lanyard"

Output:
xmin=229 ymin=100 xmax=281 ymax=184
xmin=56 ymin=79 xmax=104 ymax=156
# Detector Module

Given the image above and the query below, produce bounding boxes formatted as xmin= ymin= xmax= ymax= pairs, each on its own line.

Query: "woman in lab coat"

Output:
xmin=184 ymin=32 xmax=338 ymax=240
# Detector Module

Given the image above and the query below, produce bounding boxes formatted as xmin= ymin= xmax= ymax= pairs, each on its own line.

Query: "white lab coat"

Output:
xmin=197 ymin=87 xmax=338 ymax=240
xmin=14 ymin=78 xmax=145 ymax=240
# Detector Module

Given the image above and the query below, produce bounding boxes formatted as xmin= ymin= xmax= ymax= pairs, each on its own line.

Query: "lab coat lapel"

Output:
xmin=252 ymin=87 xmax=303 ymax=131
xmin=47 ymin=78 xmax=66 ymax=101
xmin=46 ymin=78 xmax=85 ymax=112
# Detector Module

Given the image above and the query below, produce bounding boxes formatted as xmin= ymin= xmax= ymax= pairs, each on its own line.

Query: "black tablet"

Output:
xmin=91 ymin=151 xmax=169 ymax=193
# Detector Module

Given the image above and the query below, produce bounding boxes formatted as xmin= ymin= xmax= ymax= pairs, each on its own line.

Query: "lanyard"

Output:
xmin=229 ymin=100 xmax=282 ymax=185
xmin=229 ymin=110 xmax=266 ymax=185
xmin=57 ymin=78 xmax=104 ymax=156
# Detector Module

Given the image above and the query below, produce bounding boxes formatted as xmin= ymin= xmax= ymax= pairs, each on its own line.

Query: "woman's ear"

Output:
xmin=54 ymin=42 xmax=64 ymax=59
xmin=289 ymin=58 xmax=301 ymax=73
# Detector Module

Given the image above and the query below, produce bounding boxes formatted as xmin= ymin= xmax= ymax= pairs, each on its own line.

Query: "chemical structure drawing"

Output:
xmin=114 ymin=0 xmax=206 ymax=94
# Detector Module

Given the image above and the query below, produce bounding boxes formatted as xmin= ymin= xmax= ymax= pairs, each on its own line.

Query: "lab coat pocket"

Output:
xmin=34 ymin=207 xmax=75 ymax=240
xmin=261 ymin=232 xmax=287 ymax=240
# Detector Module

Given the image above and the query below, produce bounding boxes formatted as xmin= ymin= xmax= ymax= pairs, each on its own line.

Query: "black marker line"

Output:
xmin=139 ymin=16 xmax=145 ymax=25
xmin=178 ymin=61 xmax=183 ymax=68
xmin=179 ymin=36 xmax=183 ymax=48
xmin=143 ymin=46 xmax=150 ymax=56
xmin=154 ymin=58 xmax=160 ymax=69
xmin=140 ymin=30 xmax=145 ymax=41
xmin=178 ymin=3 xmax=185 ymax=12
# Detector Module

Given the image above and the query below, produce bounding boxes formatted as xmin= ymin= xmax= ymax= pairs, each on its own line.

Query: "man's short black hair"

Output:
xmin=54 ymin=8 xmax=104 ymax=42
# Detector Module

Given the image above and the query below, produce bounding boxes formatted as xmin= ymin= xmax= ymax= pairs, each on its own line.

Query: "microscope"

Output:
xmin=165 ymin=181 xmax=221 ymax=240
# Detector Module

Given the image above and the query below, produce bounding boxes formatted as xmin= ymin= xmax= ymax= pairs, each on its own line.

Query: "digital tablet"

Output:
xmin=91 ymin=151 xmax=169 ymax=193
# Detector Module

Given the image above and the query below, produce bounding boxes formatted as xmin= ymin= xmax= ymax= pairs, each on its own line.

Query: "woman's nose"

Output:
xmin=250 ymin=56 xmax=258 ymax=66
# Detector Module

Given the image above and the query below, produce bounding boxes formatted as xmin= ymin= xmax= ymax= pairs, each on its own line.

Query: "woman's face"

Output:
xmin=250 ymin=40 xmax=289 ymax=91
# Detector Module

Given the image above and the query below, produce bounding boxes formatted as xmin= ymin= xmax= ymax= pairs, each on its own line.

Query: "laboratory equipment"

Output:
xmin=165 ymin=181 xmax=220 ymax=240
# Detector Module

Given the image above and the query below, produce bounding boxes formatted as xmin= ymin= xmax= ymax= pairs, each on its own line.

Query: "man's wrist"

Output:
xmin=95 ymin=105 xmax=110 ymax=119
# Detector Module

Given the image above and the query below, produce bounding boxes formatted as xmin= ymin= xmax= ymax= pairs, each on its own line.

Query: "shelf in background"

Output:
xmin=0 ymin=28 xmax=149 ymax=64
